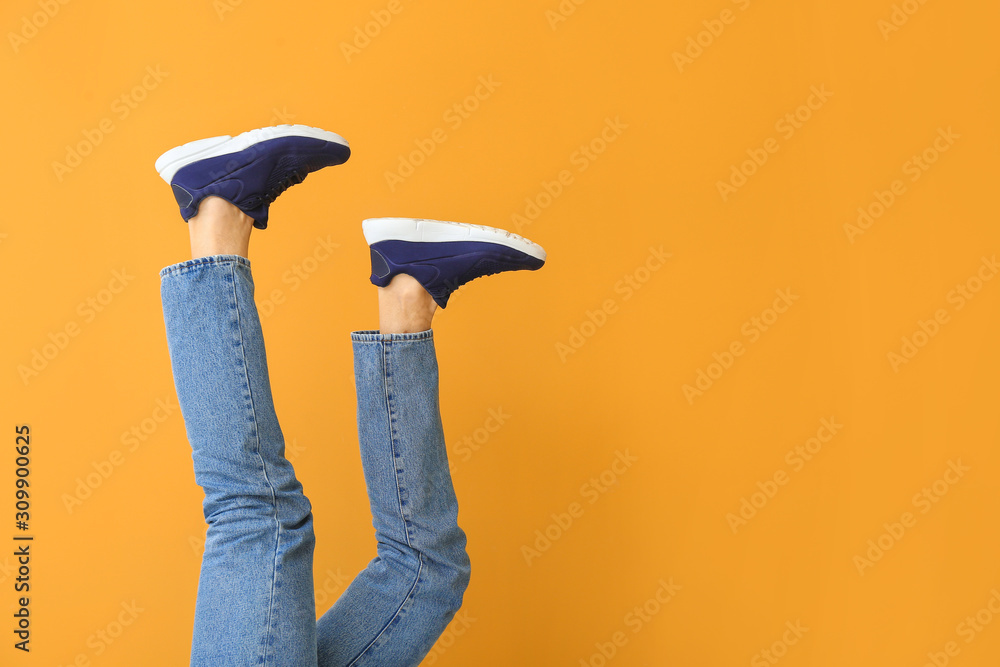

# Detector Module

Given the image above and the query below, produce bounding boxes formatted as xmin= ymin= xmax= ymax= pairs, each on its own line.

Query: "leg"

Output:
xmin=187 ymin=195 xmax=254 ymax=259
xmin=316 ymin=276 xmax=470 ymax=666
xmin=316 ymin=218 xmax=545 ymax=665
xmin=160 ymin=200 xmax=317 ymax=666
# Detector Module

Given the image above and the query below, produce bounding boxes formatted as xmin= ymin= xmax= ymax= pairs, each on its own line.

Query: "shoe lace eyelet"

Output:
xmin=264 ymin=171 xmax=306 ymax=204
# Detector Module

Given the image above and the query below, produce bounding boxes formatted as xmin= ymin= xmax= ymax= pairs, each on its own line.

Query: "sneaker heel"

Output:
xmin=155 ymin=135 xmax=233 ymax=182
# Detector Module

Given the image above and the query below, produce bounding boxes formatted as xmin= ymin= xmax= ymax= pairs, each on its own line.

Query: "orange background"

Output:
xmin=2 ymin=0 xmax=1000 ymax=664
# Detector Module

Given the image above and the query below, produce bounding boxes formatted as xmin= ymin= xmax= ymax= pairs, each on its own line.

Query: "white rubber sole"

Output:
xmin=362 ymin=218 xmax=546 ymax=261
xmin=154 ymin=124 xmax=349 ymax=183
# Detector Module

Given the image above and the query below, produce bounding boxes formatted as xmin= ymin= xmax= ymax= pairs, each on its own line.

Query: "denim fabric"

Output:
xmin=160 ymin=255 xmax=469 ymax=667
xmin=316 ymin=330 xmax=471 ymax=666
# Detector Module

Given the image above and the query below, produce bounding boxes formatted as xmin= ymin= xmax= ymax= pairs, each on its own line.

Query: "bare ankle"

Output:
xmin=378 ymin=274 xmax=437 ymax=334
xmin=188 ymin=197 xmax=254 ymax=259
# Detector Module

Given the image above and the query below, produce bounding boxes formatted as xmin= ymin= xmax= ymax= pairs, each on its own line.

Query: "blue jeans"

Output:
xmin=160 ymin=255 xmax=471 ymax=666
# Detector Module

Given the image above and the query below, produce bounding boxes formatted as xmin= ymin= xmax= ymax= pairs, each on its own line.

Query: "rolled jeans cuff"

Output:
xmin=350 ymin=329 xmax=434 ymax=343
xmin=159 ymin=254 xmax=251 ymax=279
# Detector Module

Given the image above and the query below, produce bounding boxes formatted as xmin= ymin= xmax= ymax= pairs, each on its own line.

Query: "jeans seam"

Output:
xmin=346 ymin=555 xmax=424 ymax=667
xmin=384 ymin=342 xmax=413 ymax=551
xmin=231 ymin=261 xmax=281 ymax=666
xmin=347 ymin=341 xmax=424 ymax=666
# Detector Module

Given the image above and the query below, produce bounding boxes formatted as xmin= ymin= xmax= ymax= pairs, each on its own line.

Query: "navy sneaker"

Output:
xmin=362 ymin=217 xmax=546 ymax=308
xmin=154 ymin=124 xmax=350 ymax=229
